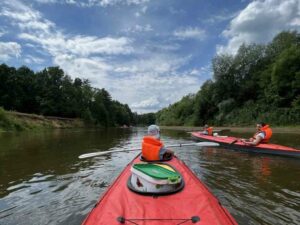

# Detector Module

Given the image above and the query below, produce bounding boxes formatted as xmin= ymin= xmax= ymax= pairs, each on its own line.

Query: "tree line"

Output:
xmin=0 ymin=65 xmax=137 ymax=127
xmin=156 ymin=31 xmax=300 ymax=126
xmin=1 ymin=31 xmax=299 ymax=127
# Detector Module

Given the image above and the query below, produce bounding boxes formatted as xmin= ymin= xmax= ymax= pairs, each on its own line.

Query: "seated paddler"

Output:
xmin=200 ymin=124 xmax=213 ymax=136
xmin=241 ymin=122 xmax=273 ymax=146
xmin=142 ymin=125 xmax=174 ymax=161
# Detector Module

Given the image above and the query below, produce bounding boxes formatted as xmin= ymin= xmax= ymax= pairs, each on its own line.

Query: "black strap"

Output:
xmin=117 ymin=216 xmax=200 ymax=224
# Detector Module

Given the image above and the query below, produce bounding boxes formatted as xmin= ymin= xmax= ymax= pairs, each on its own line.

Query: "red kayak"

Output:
xmin=82 ymin=154 xmax=237 ymax=225
xmin=191 ymin=132 xmax=300 ymax=158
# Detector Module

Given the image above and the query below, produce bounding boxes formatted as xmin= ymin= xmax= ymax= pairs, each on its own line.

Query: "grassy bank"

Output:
xmin=160 ymin=126 xmax=300 ymax=134
xmin=0 ymin=108 xmax=85 ymax=132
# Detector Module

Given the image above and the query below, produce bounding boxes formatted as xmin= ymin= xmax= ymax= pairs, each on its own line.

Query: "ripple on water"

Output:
xmin=27 ymin=174 xmax=54 ymax=183
xmin=281 ymin=188 xmax=300 ymax=199
xmin=6 ymin=184 xmax=31 ymax=192
xmin=51 ymin=181 xmax=72 ymax=192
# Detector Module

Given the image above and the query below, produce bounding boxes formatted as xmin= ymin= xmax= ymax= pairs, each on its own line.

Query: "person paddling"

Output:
xmin=201 ymin=124 xmax=213 ymax=136
xmin=241 ymin=122 xmax=273 ymax=146
xmin=142 ymin=125 xmax=174 ymax=161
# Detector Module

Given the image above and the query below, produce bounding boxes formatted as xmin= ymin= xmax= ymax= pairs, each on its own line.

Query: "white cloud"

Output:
xmin=105 ymin=55 xmax=202 ymax=113
xmin=52 ymin=55 xmax=112 ymax=84
xmin=135 ymin=5 xmax=148 ymax=17
xmin=169 ymin=7 xmax=186 ymax=15
xmin=35 ymin=0 xmax=58 ymax=3
xmin=0 ymin=29 xmax=6 ymax=37
xmin=123 ymin=24 xmax=153 ymax=33
xmin=112 ymin=72 xmax=201 ymax=113
xmin=113 ymin=54 xmax=189 ymax=74
xmin=291 ymin=18 xmax=300 ymax=26
xmin=1 ymin=1 xmax=133 ymax=58
xmin=173 ymin=27 xmax=206 ymax=40
xmin=0 ymin=41 xmax=21 ymax=61
xmin=19 ymin=33 xmax=133 ymax=57
xmin=141 ymin=6 xmax=148 ymax=13
xmin=0 ymin=0 xmax=204 ymax=113
xmin=1 ymin=1 xmax=55 ymax=33
xmin=218 ymin=0 xmax=300 ymax=55
xmin=145 ymin=42 xmax=181 ymax=52
xmin=131 ymin=97 xmax=160 ymax=109
xmin=92 ymin=0 xmax=149 ymax=7
xmin=31 ymin=0 xmax=149 ymax=7
xmin=24 ymin=55 xmax=44 ymax=64
xmin=204 ymin=11 xmax=239 ymax=24
xmin=49 ymin=53 xmax=202 ymax=113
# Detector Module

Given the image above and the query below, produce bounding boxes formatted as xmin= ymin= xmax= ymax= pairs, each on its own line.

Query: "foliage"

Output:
xmin=135 ymin=113 xmax=156 ymax=125
xmin=156 ymin=94 xmax=196 ymax=126
xmin=0 ymin=107 xmax=24 ymax=131
xmin=156 ymin=31 xmax=300 ymax=126
xmin=0 ymin=65 xmax=136 ymax=127
xmin=1 ymin=31 xmax=299 ymax=128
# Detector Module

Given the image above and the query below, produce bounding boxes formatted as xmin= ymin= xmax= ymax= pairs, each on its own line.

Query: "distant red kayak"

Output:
xmin=82 ymin=154 xmax=237 ymax=225
xmin=191 ymin=132 xmax=300 ymax=158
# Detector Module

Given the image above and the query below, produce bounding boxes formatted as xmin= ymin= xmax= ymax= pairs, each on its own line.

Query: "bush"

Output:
xmin=0 ymin=108 xmax=25 ymax=131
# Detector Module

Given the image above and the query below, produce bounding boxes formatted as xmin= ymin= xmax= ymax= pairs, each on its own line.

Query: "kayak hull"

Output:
xmin=82 ymin=154 xmax=237 ymax=225
xmin=191 ymin=133 xmax=300 ymax=158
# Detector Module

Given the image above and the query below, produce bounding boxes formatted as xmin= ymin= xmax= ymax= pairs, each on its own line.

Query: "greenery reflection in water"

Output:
xmin=0 ymin=128 xmax=299 ymax=225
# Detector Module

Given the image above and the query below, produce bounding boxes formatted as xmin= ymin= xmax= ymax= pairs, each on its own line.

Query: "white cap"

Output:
xmin=147 ymin=125 xmax=160 ymax=139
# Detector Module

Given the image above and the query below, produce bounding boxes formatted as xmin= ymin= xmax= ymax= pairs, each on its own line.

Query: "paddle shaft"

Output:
xmin=79 ymin=142 xmax=218 ymax=159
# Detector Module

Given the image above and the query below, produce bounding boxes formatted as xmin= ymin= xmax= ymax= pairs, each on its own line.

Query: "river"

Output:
xmin=0 ymin=128 xmax=299 ymax=224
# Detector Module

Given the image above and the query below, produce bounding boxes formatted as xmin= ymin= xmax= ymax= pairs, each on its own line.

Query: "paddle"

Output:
xmin=230 ymin=138 xmax=246 ymax=144
xmin=78 ymin=142 xmax=220 ymax=159
xmin=230 ymin=139 xmax=239 ymax=145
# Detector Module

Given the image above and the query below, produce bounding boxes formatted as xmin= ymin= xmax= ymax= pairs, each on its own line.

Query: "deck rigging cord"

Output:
xmin=117 ymin=216 xmax=200 ymax=224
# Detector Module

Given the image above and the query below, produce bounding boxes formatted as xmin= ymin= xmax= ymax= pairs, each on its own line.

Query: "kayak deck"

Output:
xmin=191 ymin=132 xmax=300 ymax=158
xmin=82 ymin=155 xmax=237 ymax=225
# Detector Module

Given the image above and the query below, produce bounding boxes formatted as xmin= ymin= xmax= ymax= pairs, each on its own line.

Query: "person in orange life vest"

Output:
xmin=241 ymin=122 xmax=272 ymax=146
xmin=201 ymin=124 xmax=213 ymax=136
xmin=142 ymin=125 xmax=174 ymax=161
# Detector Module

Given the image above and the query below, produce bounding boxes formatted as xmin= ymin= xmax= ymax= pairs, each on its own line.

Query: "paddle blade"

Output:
xmin=79 ymin=152 xmax=101 ymax=159
xmin=79 ymin=148 xmax=141 ymax=159
xmin=194 ymin=142 xmax=219 ymax=147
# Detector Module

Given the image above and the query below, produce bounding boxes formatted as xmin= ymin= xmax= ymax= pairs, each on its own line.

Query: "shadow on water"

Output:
xmin=0 ymin=127 xmax=299 ymax=225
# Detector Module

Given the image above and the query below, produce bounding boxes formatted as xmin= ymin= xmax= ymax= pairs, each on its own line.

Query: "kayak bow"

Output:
xmin=82 ymin=154 xmax=237 ymax=225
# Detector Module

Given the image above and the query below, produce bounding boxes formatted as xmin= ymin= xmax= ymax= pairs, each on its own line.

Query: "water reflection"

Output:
xmin=0 ymin=128 xmax=299 ymax=225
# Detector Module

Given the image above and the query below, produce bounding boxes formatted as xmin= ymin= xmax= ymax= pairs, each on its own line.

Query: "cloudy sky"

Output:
xmin=0 ymin=0 xmax=300 ymax=113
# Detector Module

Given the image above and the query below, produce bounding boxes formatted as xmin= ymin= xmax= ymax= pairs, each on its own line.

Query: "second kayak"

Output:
xmin=82 ymin=154 xmax=237 ymax=225
xmin=191 ymin=132 xmax=300 ymax=158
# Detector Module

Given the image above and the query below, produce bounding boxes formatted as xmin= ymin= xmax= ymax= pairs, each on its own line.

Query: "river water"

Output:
xmin=0 ymin=128 xmax=299 ymax=225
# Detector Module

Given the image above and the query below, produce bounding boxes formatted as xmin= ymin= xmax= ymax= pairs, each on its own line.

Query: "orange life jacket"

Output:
xmin=206 ymin=127 xmax=213 ymax=136
xmin=142 ymin=136 xmax=163 ymax=161
xmin=253 ymin=125 xmax=272 ymax=143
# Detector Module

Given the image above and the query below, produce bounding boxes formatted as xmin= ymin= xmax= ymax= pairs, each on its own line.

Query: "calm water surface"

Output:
xmin=0 ymin=128 xmax=300 ymax=225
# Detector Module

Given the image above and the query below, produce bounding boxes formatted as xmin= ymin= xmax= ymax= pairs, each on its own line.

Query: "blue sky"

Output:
xmin=1 ymin=0 xmax=300 ymax=113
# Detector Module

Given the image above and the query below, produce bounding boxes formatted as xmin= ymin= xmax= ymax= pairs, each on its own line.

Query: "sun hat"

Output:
xmin=147 ymin=125 xmax=160 ymax=139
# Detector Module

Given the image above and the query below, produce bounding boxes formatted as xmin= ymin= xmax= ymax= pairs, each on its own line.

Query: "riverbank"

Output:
xmin=160 ymin=126 xmax=300 ymax=134
xmin=0 ymin=108 xmax=85 ymax=132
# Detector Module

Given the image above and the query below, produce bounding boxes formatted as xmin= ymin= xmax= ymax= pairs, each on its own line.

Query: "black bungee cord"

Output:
xmin=117 ymin=216 xmax=200 ymax=224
